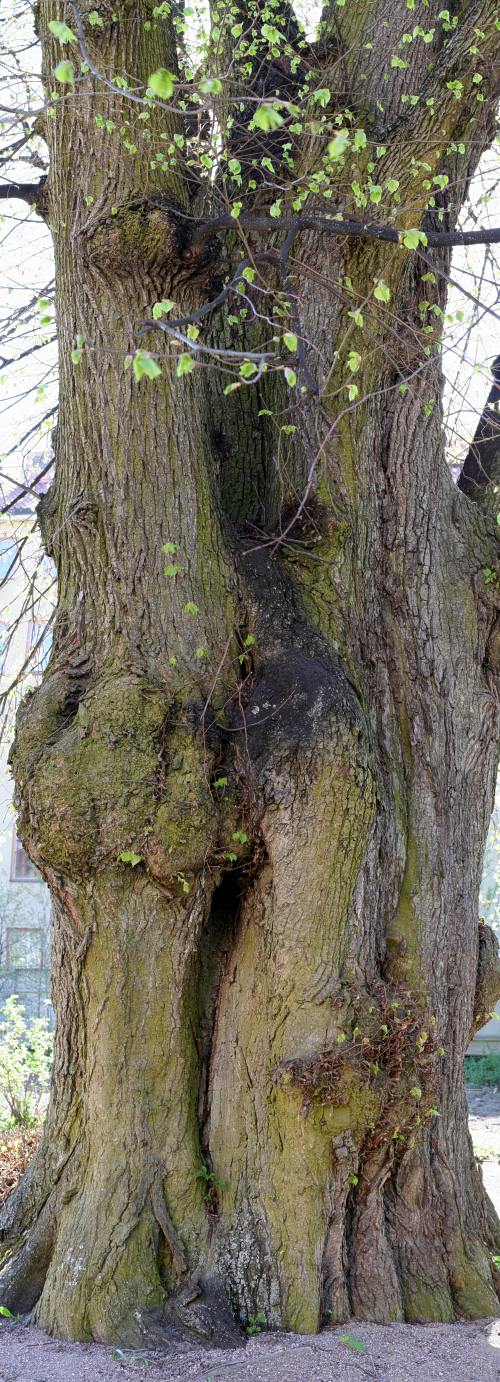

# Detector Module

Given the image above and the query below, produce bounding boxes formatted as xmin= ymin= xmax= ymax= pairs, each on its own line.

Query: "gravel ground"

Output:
xmin=0 ymin=1089 xmax=499 ymax=1382
xmin=1 ymin=1319 xmax=500 ymax=1382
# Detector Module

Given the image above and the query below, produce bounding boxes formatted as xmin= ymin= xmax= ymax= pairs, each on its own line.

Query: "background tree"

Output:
xmin=1 ymin=0 xmax=500 ymax=1348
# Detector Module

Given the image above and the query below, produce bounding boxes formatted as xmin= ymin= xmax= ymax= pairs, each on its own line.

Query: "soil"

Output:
xmin=0 ymin=1088 xmax=499 ymax=1381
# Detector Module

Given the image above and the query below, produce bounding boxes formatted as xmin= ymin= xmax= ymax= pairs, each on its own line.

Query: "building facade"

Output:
xmin=0 ymin=481 xmax=53 ymax=1023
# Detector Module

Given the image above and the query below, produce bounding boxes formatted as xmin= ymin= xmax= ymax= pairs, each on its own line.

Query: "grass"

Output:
xmin=465 ymin=1052 xmax=500 ymax=1086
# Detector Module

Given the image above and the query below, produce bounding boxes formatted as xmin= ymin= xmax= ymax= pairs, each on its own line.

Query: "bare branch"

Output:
xmin=0 ymin=177 xmax=46 ymax=207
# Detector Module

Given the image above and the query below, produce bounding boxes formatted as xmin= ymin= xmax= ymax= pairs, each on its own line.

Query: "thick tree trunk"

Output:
xmin=2 ymin=0 xmax=500 ymax=1348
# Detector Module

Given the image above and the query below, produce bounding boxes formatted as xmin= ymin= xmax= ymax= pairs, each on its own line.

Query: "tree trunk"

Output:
xmin=2 ymin=0 xmax=500 ymax=1348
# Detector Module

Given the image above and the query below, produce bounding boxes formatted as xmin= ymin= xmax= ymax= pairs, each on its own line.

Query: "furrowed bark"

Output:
xmin=1 ymin=0 xmax=500 ymax=1346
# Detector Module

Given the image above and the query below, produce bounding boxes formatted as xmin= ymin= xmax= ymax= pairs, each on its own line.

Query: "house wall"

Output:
xmin=0 ymin=499 xmax=53 ymax=1024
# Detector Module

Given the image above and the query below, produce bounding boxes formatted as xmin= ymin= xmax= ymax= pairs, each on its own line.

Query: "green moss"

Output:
xmin=147 ymin=732 xmax=219 ymax=879
xmin=15 ymin=676 xmax=167 ymax=878
xmin=285 ymin=518 xmax=354 ymax=665
xmin=451 ymin=1252 xmax=500 ymax=1319
xmin=401 ymin=1277 xmax=454 ymax=1322
xmin=386 ymin=829 xmax=424 ymax=985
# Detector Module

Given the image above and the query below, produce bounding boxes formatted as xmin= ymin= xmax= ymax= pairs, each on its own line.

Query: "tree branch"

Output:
xmin=0 ymin=177 xmax=46 ymax=207
xmin=193 ymin=212 xmax=500 ymax=251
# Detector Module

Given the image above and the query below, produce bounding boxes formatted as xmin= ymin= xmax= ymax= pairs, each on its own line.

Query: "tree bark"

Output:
xmin=1 ymin=0 xmax=500 ymax=1348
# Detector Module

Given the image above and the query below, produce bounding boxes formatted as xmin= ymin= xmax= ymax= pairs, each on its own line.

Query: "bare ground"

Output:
xmin=1 ymin=1319 xmax=500 ymax=1382
xmin=1 ymin=1090 xmax=499 ymax=1382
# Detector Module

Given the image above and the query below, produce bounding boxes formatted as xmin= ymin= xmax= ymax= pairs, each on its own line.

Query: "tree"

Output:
xmin=1 ymin=0 xmax=500 ymax=1349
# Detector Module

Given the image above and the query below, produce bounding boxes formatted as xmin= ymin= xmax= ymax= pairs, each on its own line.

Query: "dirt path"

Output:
xmin=1 ymin=1090 xmax=499 ymax=1381
xmin=468 ymin=1084 xmax=500 ymax=1212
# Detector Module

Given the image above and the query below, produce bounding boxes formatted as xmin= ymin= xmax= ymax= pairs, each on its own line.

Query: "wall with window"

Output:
xmin=0 ymin=503 xmax=54 ymax=1024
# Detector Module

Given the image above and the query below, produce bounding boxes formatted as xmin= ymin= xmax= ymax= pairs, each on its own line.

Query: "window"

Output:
xmin=26 ymin=620 xmax=52 ymax=676
xmin=10 ymin=829 xmax=40 ymax=882
xmin=6 ymin=927 xmax=43 ymax=968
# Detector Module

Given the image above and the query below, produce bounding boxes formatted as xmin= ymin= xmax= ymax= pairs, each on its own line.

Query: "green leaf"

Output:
xmin=347 ymin=350 xmax=362 ymax=373
xmin=162 ymin=542 xmax=177 ymax=554
xmin=184 ymin=602 xmax=199 ymax=615
xmin=48 ymin=20 xmax=76 ymax=43
xmin=339 ymin=1334 xmax=365 ymax=1353
xmin=148 ymin=68 xmax=176 ymax=99
xmin=261 ymin=22 xmax=282 ymax=42
xmin=284 ymin=367 xmax=297 ymax=387
xmin=347 ymin=384 xmax=359 ymax=401
xmin=244 ymin=634 xmax=256 ymax=647
xmin=118 ymin=851 xmax=142 ymax=867
xmin=176 ymin=353 xmax=194 ymax=378
xmin=353 ymin=128 xmax=367 ymax=149
xmin=164 ymin=564 xmax=181 ymax=576
xmin=0 ymin=1306 xmax=15 ymax=1318
xmin=152 ymin=299 xmax=174 ymax=319
xmin=54 ymin=60 xmax=75 ymax=84
xmin=199 ymin=77 xmax=223 ymax=94
xmin=445 ymin=79 xmax=463 ymax=98
xmin=374 ymin=280 xmax=391 ymax=302
xmin=214 ymin=777 xmax=228 ymax=788
xmin=89 ymin=10 xmax=104 ymax=26
xmin=410 ymin=1086 xmax=422 ymax=1099
xmin=232 ymin=831 xmax=249 ymax=844
xmin=283 ymin=332 xmax=298 ymax=352
xmin=327 ymin=130 xmax=350 ymax=160
xmin=133 ymin=350 xmax=161 ymax=381
xmin=313 ymin=87 xmax=331 ymax=108
xmin=240 ymin=361 xmax=258 ymax=379
xmin=402 ymin=228 xmax=427 ymax=249
xmin=251 ymin=105 xmax=284 ymax=132
xmin=386 ymin=177 xmax=400 ymax=193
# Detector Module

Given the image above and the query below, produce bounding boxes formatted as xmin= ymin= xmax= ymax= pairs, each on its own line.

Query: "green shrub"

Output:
xmin=465 ymin=1051 xmax=500 ymax=1087
xmin=0 ymin=995 xmax=53 ymax=1128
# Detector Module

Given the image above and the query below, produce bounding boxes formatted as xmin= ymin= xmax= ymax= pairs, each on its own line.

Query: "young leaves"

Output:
xmin=48 ymin=21 xmax=76 ymax=44
xmin=148 ymin=69 xmax=176 ymax=99
xmin=132 ymin=351 xmax=161 ymax=382
xmin=54 ymin=61 xmax=75 ymax=85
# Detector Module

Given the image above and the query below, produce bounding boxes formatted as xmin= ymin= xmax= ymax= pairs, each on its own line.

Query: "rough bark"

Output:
xmin=1 ymin=0 xmax=500 ymax=1348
